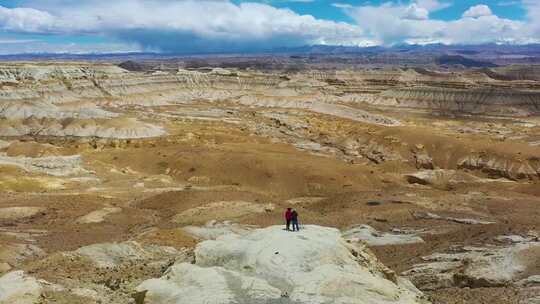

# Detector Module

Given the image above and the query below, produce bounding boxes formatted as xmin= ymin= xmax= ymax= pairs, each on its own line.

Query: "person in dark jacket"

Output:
xmin=291 ymin=209 xmax=299 ymax=231
xmin=285 ymin=208 xmax=292 ymax=231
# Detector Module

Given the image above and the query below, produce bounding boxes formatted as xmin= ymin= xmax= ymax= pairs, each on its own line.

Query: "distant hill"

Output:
xmin=2 ymin=44 xmax=540 ymax=67
xmin=118 ymin=60 xmax=146 ymax=71
xmin=435 ymin=55 xmax=497 ymax=68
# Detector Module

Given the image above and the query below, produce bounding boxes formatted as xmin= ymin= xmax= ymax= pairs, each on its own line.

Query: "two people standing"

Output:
xmin=285 ymin=207 xmax=300 ymax=231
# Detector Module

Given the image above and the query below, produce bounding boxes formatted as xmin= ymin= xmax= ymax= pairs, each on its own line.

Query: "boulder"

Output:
xmin=405 ymin=169 xmax=459 ymax=186
xmin=414 ymin=151 xmax=434 ymax=170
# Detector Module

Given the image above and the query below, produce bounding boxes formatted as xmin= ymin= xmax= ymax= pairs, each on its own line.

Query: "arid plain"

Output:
xmin=0 ymin=61 xmax=539 ymax=304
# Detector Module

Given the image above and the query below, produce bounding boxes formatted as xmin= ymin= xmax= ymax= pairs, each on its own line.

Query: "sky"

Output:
xmin=0 ymin=0 xmax=538 ymax=54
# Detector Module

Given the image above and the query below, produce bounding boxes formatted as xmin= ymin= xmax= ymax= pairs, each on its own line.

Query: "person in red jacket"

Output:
xmin=285 ymin=208 xmax=292 ymax=231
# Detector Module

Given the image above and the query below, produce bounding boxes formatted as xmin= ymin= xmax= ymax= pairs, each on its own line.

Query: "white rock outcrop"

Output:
xmin=75 ymin=241 xmax=179 ymax=268
xmin=238 ymin=97 xmax=400 ymax=127
xmin=182 ymin=220 xmax=254 ymax=240
xmin=0 ymin=140 xmax=11 ymax=150
xmin=404 ymin=241 xmax=540 ymax=290
xmin=0 ymin=271 xmax=42 ymax=304
xmin=0 ymin=155 xmax=89 ymax=176
xmin=0 ymin=101 xmax=118 ymax=120
xmin=404 ymin=169 xmax=490 ymax=187
xmin=0 ymin=243 xmax=45 ymax=267
xmin=75 ymin=207 xmax=121 ymax=224
xmin=412 ymin=211 xmax=495 ymax=225
xmin=138 ymin=225 xmax=429 ymax=304
xmin=0 ymin=207 xmax=45 ymax=221
xmin=172 ymin=201 xmax=274 ymax=224
xmin=343 ymin=225 xmax=424 ymax=246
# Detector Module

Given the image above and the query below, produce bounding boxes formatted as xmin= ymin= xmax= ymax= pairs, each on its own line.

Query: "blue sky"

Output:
xmin=0 ymin=0 xmax=537 ymax=54
xmin=239 ymin=0 xmax=527 ymax=22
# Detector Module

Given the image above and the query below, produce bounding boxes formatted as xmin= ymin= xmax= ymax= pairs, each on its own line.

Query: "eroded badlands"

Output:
xmin=0 ymin=62 xmax=539 ymax=304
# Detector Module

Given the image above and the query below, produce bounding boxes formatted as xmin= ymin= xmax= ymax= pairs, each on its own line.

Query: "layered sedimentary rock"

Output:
xmin=458 ymin=154 xmax=540 ymax=180
xmin=373 ymin=88 xmax=540 ymax=116
xmin=0 ymin=64 xmax=326 ymax=138
xmin=0 ymin=61 xmax=539 ymax=304
xmin=238 ymin=96 xmax=400 ymax=126
xmin=0 ymin=117 xmax=165 ymax=138
xmin=486 ymin=65 xmax=540 ymax=81
xmin=326 ymin=68 xmax=540 ymax=116
xmin=2 ymin=63 xmax=539 ymax=142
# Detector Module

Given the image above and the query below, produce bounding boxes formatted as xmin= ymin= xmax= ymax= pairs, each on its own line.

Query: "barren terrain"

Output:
xmin=0 ymin=61 xmax=539 ymax=304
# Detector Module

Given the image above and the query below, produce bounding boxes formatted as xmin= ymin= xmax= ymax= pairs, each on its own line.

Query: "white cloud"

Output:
xmin=523 ymin=0 xmax=540 ymax=37
xmin=497 ymin=1 xmax=520 ymax=6
xmin=463 ymin=4 xmax=493 ymax=18
xmin=403 ymin=4 xmax=429 ymax=20
xmin=332 ymin=3 xmax=353 ymax=9
xmin=0 ymin=41 xmax=141 ymax=55
xmin=414 ymin=0 xmax=451 ymax=11
xmin=0 ymin=6 xmax=56 ymax=33
xmin=344 ymin=1 xmax=535 ymax=45
xmin=0 ymin=0 xmax=539 ymax=53
xmin=0 ymin=39 xmax=38 ymax=44
xmin=266 ymin=0 xmax=315 ymax=2
xmin=0 ymin=0 xmax=367 ymax=52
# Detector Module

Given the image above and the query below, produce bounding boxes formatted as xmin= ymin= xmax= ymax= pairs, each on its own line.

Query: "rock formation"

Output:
xmin=343 ymin=225 xmax=424 ymax=246
xmin=458 ymin=154 xmax=540 ymax=180
xmin=404 ymin=240 xmax=540 ymax=290
xmin=0 ymin=61 xmax=539 ymax=304
xmin=138 ymin=225 xmax=429 ymax=304
xmin=0 ymin=271 xmax=42 ymax=304
xmin=0 ymin=155 xmax=89 ymax=176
